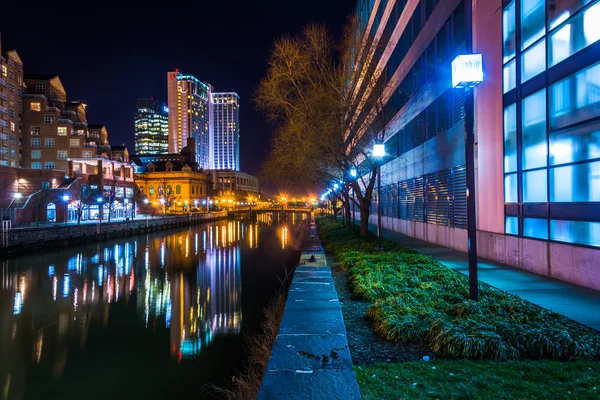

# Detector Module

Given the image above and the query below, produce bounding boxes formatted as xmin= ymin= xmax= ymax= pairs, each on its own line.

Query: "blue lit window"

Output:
xmin=523 ymin=217 xmax=548 ymax=239
xmin=521 ymin=39 xmax=546 ymax=82
xmin=522 ymin=89 xmax=547 ymax=170
xmin=551 ymin=219 xmax=600 ymax=247
xmin=504 ymin=104 xmax=518 ymax=172
xmin=505 ymin=216 xmax=519 ymax=235
xmin=550 ymin=121 xmax=600 ymax=165
xmin=550 ymin=60 xmax=600 ymax=130
xmin=521 ymin=0 xmax=545 ymax=49
xmin=549 ymin=1 xmax=600 ymax=66
xmin=550 ymin=161 xmax=600 ymax=202
xmin=523 ymin=169 xmax=548 ymax=202
xmin=505 ymin=173 xmax=518 ymax=202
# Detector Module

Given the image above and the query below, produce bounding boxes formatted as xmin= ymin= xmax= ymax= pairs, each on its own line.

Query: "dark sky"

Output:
xmin=1 ymin=0 xmax=355 ymax=182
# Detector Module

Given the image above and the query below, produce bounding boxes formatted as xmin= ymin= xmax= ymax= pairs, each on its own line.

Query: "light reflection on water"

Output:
xmin=0 ymin=212 xmax=307 ymax=399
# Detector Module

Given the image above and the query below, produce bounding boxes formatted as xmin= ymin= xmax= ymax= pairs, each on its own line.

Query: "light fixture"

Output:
xmin=373 ymin=143 xmax=385 ymax=157
xmin=451 ymin=54 xmax=483 ymax=89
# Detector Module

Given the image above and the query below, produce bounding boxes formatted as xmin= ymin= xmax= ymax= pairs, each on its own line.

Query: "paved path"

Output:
xmin=364 ymin=222 xmax=600 ymax=331
xmin=258 ymin=220 xmax=361 ymax=399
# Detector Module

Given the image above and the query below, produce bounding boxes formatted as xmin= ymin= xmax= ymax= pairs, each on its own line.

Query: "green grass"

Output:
xmin=318 ymin=217 xmax=600 ymax=361
xmin=355 ymin=360 xmax=600 ymax=399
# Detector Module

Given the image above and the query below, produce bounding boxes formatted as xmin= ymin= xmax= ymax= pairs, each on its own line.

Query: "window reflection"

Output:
xmin=551 ymin=219 xmax=600 ymax=247
xmin=550 ymin=161 xmax=600 ymax=202
xmin=522 ymin=89 xmax=548 ymax=170
xmin=523 ymin=217 xmax=549 ymax=239
xmin=523 ymin=169 xmax=548 ymax=202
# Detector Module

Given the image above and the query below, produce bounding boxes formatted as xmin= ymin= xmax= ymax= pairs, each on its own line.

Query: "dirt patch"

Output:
xmin=328 ymin=254 xmax=438 ymax=365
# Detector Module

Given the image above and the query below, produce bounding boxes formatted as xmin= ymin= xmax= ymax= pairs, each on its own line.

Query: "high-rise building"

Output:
xmin=134 ymin=98 xmax=168 ymax=155
xmin=167 ymin=71 xmax=212 ymax=169
xmin=212 ymin=92 xmax=240 ymax=171
xmin=351 ymin=0 xmax=600 ymax=290
xmin=0 ymin=41 xmax=23 ymax=167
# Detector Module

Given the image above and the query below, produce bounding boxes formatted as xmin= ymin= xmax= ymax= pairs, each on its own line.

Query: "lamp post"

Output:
xmin=144 ymin=199 xmax=149 ymax=226
xmin=96 ymin=197 xmax=103 ymax=232
xmin=373 ymin=143 xmax=385 ymax=251
xmin=452 ymin=53 xmax=483 ymax=301
xmin=349 ymin=168 xmax=357 ymax=231
xmin=62 ymin=195 xmax=70 ymax=225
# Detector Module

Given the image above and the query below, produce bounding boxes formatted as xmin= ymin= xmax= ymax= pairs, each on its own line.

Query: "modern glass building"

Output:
xmin=134 ymin=98 xmax=168 ymax=155
xmin=502 ymin=0 xmax=600 ymax=247
xmin=352 ymin=0 xmax=600 ymax=290
xmin=212 ymin=92 xmax=240 ymax=171
xmin=167 ymin=71 xmax=212 ymax=169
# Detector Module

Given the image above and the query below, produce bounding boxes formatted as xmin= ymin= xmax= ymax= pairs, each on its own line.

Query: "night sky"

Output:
xmin=1 ymin=0 xmax=355 ymax=182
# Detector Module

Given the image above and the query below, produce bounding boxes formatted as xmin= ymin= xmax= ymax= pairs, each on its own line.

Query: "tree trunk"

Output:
xmin=343 ymin=192 xmax=351 ymax=230
xmin=359 ymin=198 xmax=371 ymax=238
xmin=35 ymin=207 xmax=40 ymax=227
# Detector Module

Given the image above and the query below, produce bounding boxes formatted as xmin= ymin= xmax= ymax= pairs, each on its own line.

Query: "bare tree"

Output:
xmin=256 ymin=20 xmax=394 ymax=237
xmin=158 ymin=180 xmax=177 ymax=215
xmin=31 ymin=188 xmax=54 ymax=227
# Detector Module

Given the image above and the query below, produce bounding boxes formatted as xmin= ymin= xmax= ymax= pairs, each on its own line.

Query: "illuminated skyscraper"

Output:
xmin=134 ymin=98 xmax=168 ymax=155
xmin=167 ymin=71 xmax=212 ymax=169
xmin=211 ymin=93 xmax=240 ymax=171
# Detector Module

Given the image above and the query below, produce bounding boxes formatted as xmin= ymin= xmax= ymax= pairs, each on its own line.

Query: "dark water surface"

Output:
xmin=1 ymin=213 xmax=307 ymax=399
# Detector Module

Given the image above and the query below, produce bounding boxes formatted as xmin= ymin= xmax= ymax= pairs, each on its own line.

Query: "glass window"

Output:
xmin=70 ymin=139 xmax=80 ymax=148
xmin=31 ymin=138 xmax=41 ymax=147
xmin=31 ymin=126 xmax=41 ymax=135
xmin=45 ymin=162 xmax=55 ymax=169
xmin=521 ymin=0 xmax=546 ymax=49
xmin=550 ymin=161 xmax=600 ymax=202
xmin=504 ymin=104 xmax=518 ymax=172
xmin=550 ymin=120 xmax=600 ymax=165
xmin=505 ymin=216 xmax=519 ymax=235
xmin=503 ymin=0 xmax=516 ymax=63
xmin=503 ymin=60 xmax=517 ymax=93
xmin=523 ymin=169 xmax=548 ymax=202
xmin=44 ymin=114 xmax=54 ymax=124
xmin=524 ymin=217 xmax=548 ymax=239
xmin=522 ymin=89 xmax=548 ymax=170
xmin=31 ymin=162 xmax=41 ymax=169
xmin=521 ymin=39 xmax=546 ymax=82
xmin=149 ymin=186 xmax=155 ymax=195
xmin=57 ymin=151 xmax=68 ymax=160
xmin=31 ymin=150 xmax=41 ymax=159
xmin=30 ymin=102 xmax=41 ymax=111
xmin=551 ymin=219 xmax=600 ymax=247
xmin=548 ymin=0 xmax=592 ymax=28
xmin=550 ymin=60 xmax=600 ymax=129
xmin=58 ymin=127 xmax=68 ymax=136
xmin=549 ymin=2 xmax=600 ymax=66
xmin=45 ymin=138 xmax=54 ymax=148
xmin=505 ymin=173 xmax=518 ymax=202
xmin=176 ymin=185 xmax=181 ymax=194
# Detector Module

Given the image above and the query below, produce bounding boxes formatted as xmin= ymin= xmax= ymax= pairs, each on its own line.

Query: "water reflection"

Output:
xmin=0 ymin=214 xmax=306 ymax=399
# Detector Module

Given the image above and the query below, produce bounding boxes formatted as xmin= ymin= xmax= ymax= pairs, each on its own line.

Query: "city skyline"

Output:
xmin=0 ymin=0 xmax=354 ymax=176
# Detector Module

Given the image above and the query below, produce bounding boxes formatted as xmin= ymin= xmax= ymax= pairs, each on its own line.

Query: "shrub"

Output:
xmin=317 ymin=217 xmax=600 ymax=361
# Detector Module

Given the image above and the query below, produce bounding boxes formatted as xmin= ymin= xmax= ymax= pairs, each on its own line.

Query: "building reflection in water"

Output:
xmin=0 ymin=216 xmax=288 ymax=399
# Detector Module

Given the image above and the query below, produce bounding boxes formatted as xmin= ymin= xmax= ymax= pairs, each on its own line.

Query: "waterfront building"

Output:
xmin=212 ymin=92 xmax=240 ymax=171
xmin=351 ymin=0 xmax=600 ymax=290
xmin=167 ymin=71 xmax=212 ymax=169
xmin=134 ymin=98 xmax=168 ymax=155
xmin=133 ymin=138 xmax=212 ymax=213
xmin=210 ymin=169 xmax=259 ymax=202
xmin=0 ymin=43 xmax=23 ymax=167
xmin=88 ymin=124 xmax=108 ymax=147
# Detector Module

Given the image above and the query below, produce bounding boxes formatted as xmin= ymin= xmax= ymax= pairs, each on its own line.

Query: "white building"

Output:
xmin=211 ymin=93 xmax=240 ymax=171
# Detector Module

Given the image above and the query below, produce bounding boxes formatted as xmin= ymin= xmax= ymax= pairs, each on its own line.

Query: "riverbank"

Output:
xmin=318 ymin=217 xmax=600 ymax=399
xmin=1 ymin=211 xmax=227 ymax=257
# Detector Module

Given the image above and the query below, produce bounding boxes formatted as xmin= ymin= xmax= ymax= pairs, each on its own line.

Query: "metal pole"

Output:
xmin=377 ymin=164 xmax=382 ymax=251
xmin=465 ymin=88 xmax=478 ymax=301
xmin=352 ymin=189 xmax=356 ymax=232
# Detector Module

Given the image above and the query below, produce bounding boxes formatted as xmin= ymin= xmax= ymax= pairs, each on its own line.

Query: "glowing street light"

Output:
xmin=373 ymin=142 xmax=385 ymax=251
xmin=14 ymin=193 xmax=22 ymax=199
xmin=62 ymin=195 xmax=70 ymax=225
xmin=452 ymin=53 xmax=484 ymax=301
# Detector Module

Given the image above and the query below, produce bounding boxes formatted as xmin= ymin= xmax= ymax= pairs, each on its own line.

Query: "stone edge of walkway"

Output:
xmin=257 ymin=220 xmax=361 ymax=399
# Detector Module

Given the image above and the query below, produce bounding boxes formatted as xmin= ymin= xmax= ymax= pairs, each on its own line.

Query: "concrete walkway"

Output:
xmin=258 ymin=221 xmax=361 ymax=399
xmin=363 ymin=222 xmax=600 ymax=331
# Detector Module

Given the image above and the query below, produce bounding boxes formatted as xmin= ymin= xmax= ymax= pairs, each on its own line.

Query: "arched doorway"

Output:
xmin=47 ymin=202 xmax=56 ymax=222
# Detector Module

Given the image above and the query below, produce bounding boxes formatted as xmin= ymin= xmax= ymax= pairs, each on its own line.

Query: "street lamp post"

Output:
xmin=452 ymin=53 xmax=483 ymax=301
xmin=62 ymin=195 xmax=70 ymax=226
xmin=96 ymin=197 xmax=103 ymax=233
xmin=144 ymin=199 xmax=149 ymax=227
xmin=373 ymin=143 xmax=385 ymax=251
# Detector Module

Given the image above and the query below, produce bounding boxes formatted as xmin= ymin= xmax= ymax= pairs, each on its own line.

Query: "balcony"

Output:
xmin=74 ymin=122 xmax=88 ymax=128
xmin=83 ymin=142 xmax=97 ymax=148
xmin=0 ymin=78 xmax=6 ymax=88
xmin=23 ymin=93 xmax=47 ymax=100
xmin=0 ymin=133 xmax=8 ymax=141
xmin=58 ymin=118 xmax=73 ymax=125
xmin=0 ymin=105 xmax=6 ymax=114
xmin=0 ymin=120 xmax=8 ymax=128
xmin=45 ymin=106 xmax=60 ymax=113
xmin=0 ymin=92 xmax=7 ymax=101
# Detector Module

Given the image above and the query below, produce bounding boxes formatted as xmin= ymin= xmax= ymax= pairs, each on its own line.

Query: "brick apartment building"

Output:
xmin=0 ymin=42 xmax=23 ymax=167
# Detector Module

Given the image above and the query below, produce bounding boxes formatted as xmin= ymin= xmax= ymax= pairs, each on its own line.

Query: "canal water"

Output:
xmin=1 ymin=213 xmax=307 ymax=400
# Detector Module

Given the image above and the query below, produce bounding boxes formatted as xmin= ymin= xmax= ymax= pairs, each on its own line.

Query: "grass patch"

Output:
xmin=355 ymin=360 xmax=600 ymax=399
xmin=318 ymin=217 xmax=600 ymax=361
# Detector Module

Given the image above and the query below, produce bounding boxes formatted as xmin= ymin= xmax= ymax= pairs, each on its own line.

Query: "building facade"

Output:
xmin=211 ymin=169 xmax=259 ymax=201
xmin=351 ymin=0 xmax=600 ymax=290
xmin=134 ymin=98 xmax=168 ymax=154
xmin=0 ymin=44 xmax=23 ymax=167
xmin=212 ymin=92 xmax=240 ymax=170
xmin=167 ymin=71 xmax=212 ymax=169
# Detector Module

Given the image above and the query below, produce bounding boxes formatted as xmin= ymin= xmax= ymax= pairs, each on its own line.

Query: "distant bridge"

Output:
xmin=227 ymin=207 xmax=312 ymax=217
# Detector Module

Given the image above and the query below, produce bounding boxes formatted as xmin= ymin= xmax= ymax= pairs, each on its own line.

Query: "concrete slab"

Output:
xmin=258 ymin=369 xmax=361 ymax=400
xmin=268 ymin=334 xmax=353 ymax=371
